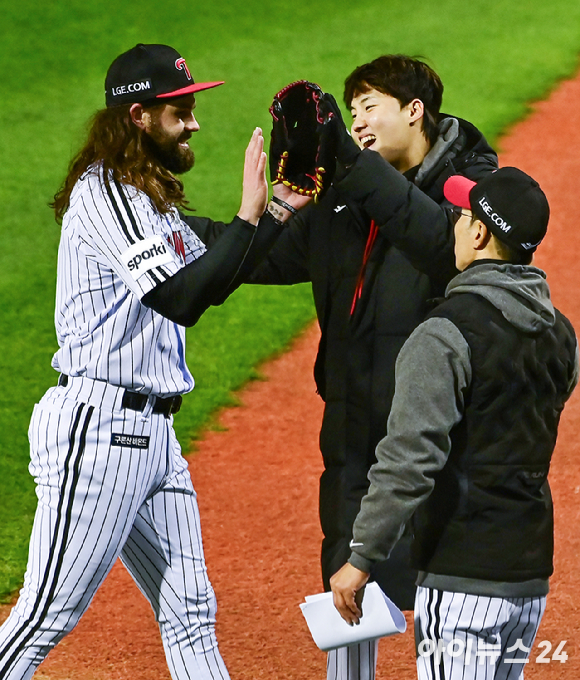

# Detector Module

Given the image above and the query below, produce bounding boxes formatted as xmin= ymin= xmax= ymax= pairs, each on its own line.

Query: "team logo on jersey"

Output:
xmin=167 ymin=231 xmax=186 ymax=263
xmin=121 ymin=235 xmax=175 ymax=279
xmin=175 ymin=58 xmax=192 ymax=81
xmin=111 ymin=433 xmax=150 ymax=449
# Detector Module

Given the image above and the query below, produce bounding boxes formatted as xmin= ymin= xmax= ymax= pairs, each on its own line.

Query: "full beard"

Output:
xmin=145 ymin=124 xmax=195 ymax=175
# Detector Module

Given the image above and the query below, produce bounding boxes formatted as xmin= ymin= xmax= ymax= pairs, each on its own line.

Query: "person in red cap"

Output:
xmin=330 ymin=167 xmax=578 ymax=678
xmin=0 ymin=43 xmax=303 ymax=680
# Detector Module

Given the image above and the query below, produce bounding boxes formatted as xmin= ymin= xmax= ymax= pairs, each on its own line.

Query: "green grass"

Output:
xmin=0 ymin=0 xmax=579 ymax=599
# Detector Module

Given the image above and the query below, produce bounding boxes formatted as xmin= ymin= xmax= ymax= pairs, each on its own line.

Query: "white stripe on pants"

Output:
xmin=0 ymin=382 xmax=229 ymax=680
xmin=415 ymin=586 xmax=546 ymax=680
xmin=327 ymin=640 xmax=379 ymax=680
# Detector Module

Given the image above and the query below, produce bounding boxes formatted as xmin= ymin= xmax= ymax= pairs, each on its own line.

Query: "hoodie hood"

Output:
xmin=446 ymin=262 xmax=555 ymax=333
xmin=414 ymin=117 xmax=460 ymax=186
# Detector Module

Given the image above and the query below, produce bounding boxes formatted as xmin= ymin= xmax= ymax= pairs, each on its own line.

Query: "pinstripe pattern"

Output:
xmin=0 ymin=403 xmax=93 ymax=677
xmin=0 ymin=159 xmax=230 ymax=679
xmin=53 ymin=165 xmax=206 ymax=396
xmin=0 ymin=381 xmax=229 ymax=680
xmin=415 ymin=587 xmax=545 ymax=680
xmin=326 ymin=640 xmax=378 ymax=680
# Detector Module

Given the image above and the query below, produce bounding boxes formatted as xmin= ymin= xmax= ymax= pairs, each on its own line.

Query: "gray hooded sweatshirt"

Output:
xmin=348 ymin=261 xmax=578 ymax=597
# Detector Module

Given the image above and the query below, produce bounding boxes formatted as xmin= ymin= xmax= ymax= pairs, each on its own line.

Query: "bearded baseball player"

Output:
xmin=0 ymin=43 xmax=300 ymax=680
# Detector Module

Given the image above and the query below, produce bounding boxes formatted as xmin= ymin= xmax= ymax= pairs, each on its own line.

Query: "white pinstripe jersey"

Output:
xmin=52 ymin=164 xmax=206 ymax=396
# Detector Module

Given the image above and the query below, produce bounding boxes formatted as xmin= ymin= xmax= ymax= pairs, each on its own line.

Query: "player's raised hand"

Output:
xmin=238 ymin=127 xmax=268 ymax=225
xmin=330 ymin=562 xmax=370 ymax=626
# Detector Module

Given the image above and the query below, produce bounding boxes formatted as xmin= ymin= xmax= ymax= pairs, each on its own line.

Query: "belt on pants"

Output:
xmin=57 ymin=374 xmax=182 ymax=418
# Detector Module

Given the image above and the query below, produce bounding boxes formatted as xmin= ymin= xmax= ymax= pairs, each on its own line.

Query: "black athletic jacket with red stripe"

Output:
xmin=248 ymin=115 xmax=498 ymax=609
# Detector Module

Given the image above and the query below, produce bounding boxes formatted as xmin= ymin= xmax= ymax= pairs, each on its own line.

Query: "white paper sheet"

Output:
xmin=299 ymin=582 xmax=407 ymax=652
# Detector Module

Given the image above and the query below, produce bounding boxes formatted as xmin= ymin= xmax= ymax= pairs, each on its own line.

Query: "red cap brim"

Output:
xmin=443 ymin=175 xmax=477 ymax=209
xmin=156 ymin=81 xmax=225 ymax=99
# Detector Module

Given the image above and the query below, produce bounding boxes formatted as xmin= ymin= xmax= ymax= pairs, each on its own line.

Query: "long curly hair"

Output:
xmin=51 ymin=104 xmax=190 ymax=222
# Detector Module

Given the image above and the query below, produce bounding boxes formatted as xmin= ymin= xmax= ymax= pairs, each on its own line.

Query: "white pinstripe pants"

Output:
xmin=415 ymin=586 xmax=546 ymax=680
xmin=327 ymin=640 xmax=379 ymax=680
xmin=0 ymin=379 xmax=229 ymax=680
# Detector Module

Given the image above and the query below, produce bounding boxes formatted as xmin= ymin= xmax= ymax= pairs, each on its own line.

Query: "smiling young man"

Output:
xmin=330 ymin=167 xmax=578 ymax=679
xmin=0 ymin=43 xmax=297 ymax=680
xmin=350 ymin=89 xmax=431 ymax=172
xmin=249 ymin=54 xmax=497 ymax=680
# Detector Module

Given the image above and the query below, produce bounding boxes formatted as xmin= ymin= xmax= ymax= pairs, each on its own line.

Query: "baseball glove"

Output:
xmin=269 ymin=80 xmax=336 ymax=201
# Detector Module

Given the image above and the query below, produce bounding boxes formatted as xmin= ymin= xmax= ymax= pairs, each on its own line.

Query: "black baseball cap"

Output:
xmin=105 ymin=43 xmax=224 ymax=107
xmin=444 ymin=167 xmax=550 ymax=253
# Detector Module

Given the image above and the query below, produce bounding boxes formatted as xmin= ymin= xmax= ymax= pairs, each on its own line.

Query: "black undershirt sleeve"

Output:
xmin=142 ymin=216 xmax=256 ymax=327
xmin=142 ymin=212 xmax=284 ymax=327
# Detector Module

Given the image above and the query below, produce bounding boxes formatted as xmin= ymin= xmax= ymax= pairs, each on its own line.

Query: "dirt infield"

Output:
xmin=3 ymin=70 xmax=580 ymax=679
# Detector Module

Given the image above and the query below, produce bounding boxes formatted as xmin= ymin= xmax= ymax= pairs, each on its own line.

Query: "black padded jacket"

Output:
xmin=249 ymin=115 xmax=498 ymax=607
